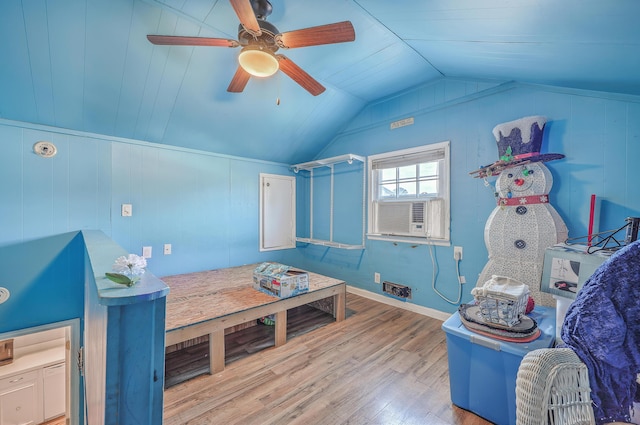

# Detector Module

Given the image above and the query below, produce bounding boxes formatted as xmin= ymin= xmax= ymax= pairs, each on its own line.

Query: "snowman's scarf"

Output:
xmin=561 ymin=240 xmax=640 ymax=424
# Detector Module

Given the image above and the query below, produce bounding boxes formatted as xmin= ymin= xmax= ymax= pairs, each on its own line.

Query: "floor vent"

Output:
xmin=383 ymin=281 xmax=412 ymax=299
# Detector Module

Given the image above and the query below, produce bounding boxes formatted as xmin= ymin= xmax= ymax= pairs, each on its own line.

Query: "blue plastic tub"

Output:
xmin=442 ymin=306 xmax=556 ymax=425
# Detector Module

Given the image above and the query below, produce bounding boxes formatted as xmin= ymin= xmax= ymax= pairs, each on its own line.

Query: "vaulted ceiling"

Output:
xmin=2 ymin=0 xmax=639 ymax=164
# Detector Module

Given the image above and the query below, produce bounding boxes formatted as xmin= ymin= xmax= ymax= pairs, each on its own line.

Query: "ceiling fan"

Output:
xmin=147 ymin=0 xmax=355 ymax=96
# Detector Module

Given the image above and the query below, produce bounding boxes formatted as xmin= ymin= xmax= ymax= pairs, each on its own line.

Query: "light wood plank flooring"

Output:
xmin=163 ymin=293 xmax=491 ymax=425
xmin=42 ymin=416 xmax=65 ymax=425
xmin=165 ymin=304 xmax=337 ymax=388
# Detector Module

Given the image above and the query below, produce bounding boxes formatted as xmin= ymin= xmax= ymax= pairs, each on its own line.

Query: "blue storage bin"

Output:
xmin=442 ymin=306 xmax=555 ymax=425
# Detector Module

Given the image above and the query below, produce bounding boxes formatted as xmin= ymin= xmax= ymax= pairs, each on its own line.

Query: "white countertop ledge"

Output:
xmin=0 ymin=345 xmax=65 ymax=380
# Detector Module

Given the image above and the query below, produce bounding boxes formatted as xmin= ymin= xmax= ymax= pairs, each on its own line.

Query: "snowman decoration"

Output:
xmin=472 ymin=116 xmax=568 ymax=306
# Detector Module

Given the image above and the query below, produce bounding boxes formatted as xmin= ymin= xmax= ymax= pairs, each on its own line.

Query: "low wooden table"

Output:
xmin=163 ymin=264 xmax=346 ymax=373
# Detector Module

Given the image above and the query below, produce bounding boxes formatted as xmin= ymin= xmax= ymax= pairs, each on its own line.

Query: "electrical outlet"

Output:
xmin=374 ymin=272 xmax=381 ymax=284
xmin=454 ymin=246 xmax=463 ymax=260
xmin=142 ymin=246 xmax=152 ymax=258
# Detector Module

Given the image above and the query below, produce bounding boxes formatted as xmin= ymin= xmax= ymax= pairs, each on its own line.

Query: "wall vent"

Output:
xmin=390 ymin=117 xmax=414 ymax=130
xmin=383 ymin=281 xmax=412 ymax=299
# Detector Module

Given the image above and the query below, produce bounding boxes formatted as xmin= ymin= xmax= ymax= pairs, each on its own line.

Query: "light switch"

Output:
xmin=142 ymin=246 xmax=152 ymax=258
xmin=163 ymin=244 xmax=172 ymax=255
xmin=121 ymin=204 xmax=132 ymax=217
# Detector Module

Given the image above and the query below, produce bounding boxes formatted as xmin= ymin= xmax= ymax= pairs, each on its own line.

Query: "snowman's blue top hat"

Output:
xmin=470 ymin=115 xmax=564 ymax=178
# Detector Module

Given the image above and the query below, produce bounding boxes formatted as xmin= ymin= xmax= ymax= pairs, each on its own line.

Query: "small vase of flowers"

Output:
xmin=105 ymin=254 xmax=147 ymax=287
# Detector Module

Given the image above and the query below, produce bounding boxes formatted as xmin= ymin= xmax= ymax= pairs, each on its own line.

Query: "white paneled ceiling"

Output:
xmin=1 ymin=0 xmax=639 ymax=164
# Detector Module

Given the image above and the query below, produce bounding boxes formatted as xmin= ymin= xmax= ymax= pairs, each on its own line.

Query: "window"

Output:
xmin=368 ymin=141 xmax=450 ymax=244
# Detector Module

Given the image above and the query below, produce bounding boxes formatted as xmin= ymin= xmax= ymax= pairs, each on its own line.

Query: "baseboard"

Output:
xmin=346 ymin=286 xmax=452 ymax=322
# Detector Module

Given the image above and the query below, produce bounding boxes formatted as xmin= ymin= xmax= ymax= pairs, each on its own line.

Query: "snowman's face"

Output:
xmin=495 ymin=163 xmax=552 ymax=198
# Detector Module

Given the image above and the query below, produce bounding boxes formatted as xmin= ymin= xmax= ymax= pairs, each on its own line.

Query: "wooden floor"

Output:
xmin=42 ymin=415 xmax=65 ymax=425
xmin=163 ymin=293 xmax=492 ymax=425
xmin=165 ymin=304 xmax=337 ymax=388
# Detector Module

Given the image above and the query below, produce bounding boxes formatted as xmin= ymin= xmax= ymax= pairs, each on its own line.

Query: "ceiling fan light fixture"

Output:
xmin=238 ymin=46 xmax=279 ymax=77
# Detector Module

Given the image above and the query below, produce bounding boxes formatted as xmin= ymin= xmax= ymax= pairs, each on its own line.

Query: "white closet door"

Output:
xmin=260 ymin=173 xmax=296 ymax=251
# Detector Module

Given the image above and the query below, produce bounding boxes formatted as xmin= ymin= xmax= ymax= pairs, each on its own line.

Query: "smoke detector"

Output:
xmin=33 ymin=141 xmax=57 ymax=158
xmin=0 ymin=287 xmax=9 ymax=304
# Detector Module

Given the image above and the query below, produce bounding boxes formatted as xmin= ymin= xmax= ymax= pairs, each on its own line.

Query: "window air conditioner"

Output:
xmin=374 ymin=199 xmax=444 ymax=238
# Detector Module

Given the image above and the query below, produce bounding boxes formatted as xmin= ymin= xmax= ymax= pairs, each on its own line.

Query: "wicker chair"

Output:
xmin=516 ymin=348 xmax=595 ymax=425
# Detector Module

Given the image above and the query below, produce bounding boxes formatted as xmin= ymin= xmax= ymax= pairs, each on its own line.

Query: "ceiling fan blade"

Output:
xmin=276 ymin=21 xmax=355 ymax=49
xmin=229 ymin=0 xmax=261 ymax=36
xmin=277 ymin=55 xmax=325 ymax=96
xmin=227 ymin=66 xmax=251 ymax=93
xmin=147 ymin=35 xmax=239 ymax=48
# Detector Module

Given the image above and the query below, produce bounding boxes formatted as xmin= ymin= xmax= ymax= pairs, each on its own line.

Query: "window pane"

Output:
xmin=398 ymin=182 xmax=416 ymax=197
xmin=398 ymin=165 xmax=416 ymax=180
xmin=379 ymin=184 xmax=397 ymax=199
xmin=380 ymin=168 xmax=396 ymax=182
xmin=419 ymin=180 xmax=438 ymax=196
xmin=419 ymin=162 xmax=438 ymax=178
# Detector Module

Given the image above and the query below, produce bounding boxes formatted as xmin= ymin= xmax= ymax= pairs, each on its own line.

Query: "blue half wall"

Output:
xmin=0 ymin=231 xmax=84 ymax=333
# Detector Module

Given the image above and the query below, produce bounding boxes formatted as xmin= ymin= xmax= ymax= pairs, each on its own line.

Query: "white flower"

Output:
xmin=112 ymin=254 xmax=147 ymax=277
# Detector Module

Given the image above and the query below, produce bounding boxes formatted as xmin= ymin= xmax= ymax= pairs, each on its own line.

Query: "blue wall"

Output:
xmin=0 ymin=120 xmax=291 ymax=284
xmin=108 ymin=142 xmax=291 ymax=275
xmin=283 ymin=79 xmax=640 ymax=314
xmin=1 ymin=77 xmax=639 ymax=322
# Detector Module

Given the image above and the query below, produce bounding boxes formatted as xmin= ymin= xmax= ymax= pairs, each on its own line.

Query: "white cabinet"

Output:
xmin=43 ymin=363 xmax=65 ymax=421
xmin=0 ymin=370 xmax=42 ymax=425
xmin=0 ymin=361 xmax=65 ymax=425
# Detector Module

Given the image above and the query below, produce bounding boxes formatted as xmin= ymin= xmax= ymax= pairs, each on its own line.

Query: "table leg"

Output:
xmin=275 ymin=310 xmax=287 ymax=347
xmin=334 ymin=289 xmax=346 ymax=322
xmin=209 ymin=330 xmax=225 ymax=373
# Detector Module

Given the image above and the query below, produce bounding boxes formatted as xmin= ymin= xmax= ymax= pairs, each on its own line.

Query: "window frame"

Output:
xmin=367 ymin=141 xmax=451 ymax=245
